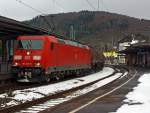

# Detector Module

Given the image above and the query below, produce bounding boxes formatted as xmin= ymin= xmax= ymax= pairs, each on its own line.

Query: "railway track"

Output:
xmin=0 ymin=66 xmax=108 ymax=93
xmin=0 ymin=66 xmax=128 ymax=113
xmin=0 ymin=69 xmax=99 ymax=94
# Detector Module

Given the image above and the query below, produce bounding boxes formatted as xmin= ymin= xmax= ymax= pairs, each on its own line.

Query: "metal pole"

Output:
xmin=98 ymin=0 xmax=99 ymax=11
xmin=2 ymin=40 xmax=7 ymax=62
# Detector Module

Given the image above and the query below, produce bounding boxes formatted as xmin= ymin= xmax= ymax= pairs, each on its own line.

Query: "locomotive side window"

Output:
xmin=50 ymin=42 xmax=54 ymax=50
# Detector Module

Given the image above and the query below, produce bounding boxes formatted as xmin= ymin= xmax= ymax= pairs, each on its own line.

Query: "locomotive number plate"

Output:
xmin=25 ymin=56 xmax=31 ymax=60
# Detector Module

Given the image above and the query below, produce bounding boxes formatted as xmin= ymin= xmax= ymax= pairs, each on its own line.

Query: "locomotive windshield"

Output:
xmin=17 ymin=40 xmax=43 ymax=50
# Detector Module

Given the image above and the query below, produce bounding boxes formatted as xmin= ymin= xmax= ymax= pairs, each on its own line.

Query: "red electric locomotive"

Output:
xmin=11 ymin=35 xmax=92 ymax=82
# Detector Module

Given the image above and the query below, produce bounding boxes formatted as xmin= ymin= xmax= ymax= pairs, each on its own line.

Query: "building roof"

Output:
xmin=119 ymin=42 xmax=150 ymax=54
xmin=0 ymin=16 xmax=48 ymax=40
xmin=118 ymin=34 xmax=149 ymax=43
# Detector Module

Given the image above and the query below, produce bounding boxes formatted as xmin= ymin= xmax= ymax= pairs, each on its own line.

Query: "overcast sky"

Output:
xmin=0 ymin=0 xmax=149 ymax=21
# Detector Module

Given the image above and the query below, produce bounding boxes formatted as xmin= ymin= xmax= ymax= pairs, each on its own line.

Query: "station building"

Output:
xmin=118 ymin=34 xmax=150 ymax=67
xmin=120 ymin=42 xmax=150 ymax=67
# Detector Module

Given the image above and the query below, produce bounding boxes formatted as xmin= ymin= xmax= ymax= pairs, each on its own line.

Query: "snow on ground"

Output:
xmin=0 ymin=67 xmax=114 ymax=107
xmin=19 ymin=73 xmax=123 ymax=113
xmin=111 ymin=73 xmax=150 ymax=113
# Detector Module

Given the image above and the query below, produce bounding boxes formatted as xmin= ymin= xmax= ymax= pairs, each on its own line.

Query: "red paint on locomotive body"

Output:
xmin=12 ymin=35 xmax=92 ymax=82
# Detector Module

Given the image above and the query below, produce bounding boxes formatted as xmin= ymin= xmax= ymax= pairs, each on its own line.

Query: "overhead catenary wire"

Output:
xmin=100 ymin=0 xmax=108 ymax=12
xmin=15 ymin=0 xmax=46 ymax=15
xmin=85 ymin=0 xmax=96 ymax=11
xmin=15 ymin=0 xmax=55 ymax=33
xmin=97 ymin=0 xmax=107 ymax=12
xmin=53 ymin=0 xmax=66 ymax=12
xmin=98 ymin=0 xmax=100 ymax=11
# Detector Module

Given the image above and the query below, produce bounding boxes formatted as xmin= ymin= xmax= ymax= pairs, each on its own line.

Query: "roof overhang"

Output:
xmin=118 ymin=42 xmax=150 ymax=54
xmin=0 ymin=16 xmax=48 ymax=39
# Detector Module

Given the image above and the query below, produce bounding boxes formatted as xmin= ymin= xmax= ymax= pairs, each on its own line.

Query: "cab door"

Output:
xmin=49 ymin=41 xmax=58 ymax=70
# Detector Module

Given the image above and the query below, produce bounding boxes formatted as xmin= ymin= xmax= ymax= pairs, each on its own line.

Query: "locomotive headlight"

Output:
xmin=27 ymin=51 xmax=30 ymax=55
xmin=34 ymin=62 xmax=41 ymax=67
xmin=13 ymin=62 xmax=19 ymax=66
xmin=33 ymin=56 xmax=41 ymax=60
xmin=14 ymin=55 xmax=22 ymax=60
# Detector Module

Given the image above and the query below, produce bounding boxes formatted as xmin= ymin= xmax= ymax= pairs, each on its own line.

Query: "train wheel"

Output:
xmin=55 ymin=76 xmax=60 ymax=81
xmin=45 ymin=76 xmax=50 ymax=83
xmin=76 ymin=70 xmax=81 ymax=77
xmin=42 ymin=75 xmax=50 ymax=83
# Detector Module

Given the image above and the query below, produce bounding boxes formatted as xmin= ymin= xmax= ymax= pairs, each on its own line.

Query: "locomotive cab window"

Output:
xmin=17 ymin=40 xmax=43 ymax=50
xmin=50 ymin=42 xmax=54 ymax=50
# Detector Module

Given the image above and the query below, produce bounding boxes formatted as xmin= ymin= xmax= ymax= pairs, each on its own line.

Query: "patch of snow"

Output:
xmin=0 ymin=93 xmax=7 ymax=98
xmin=69 ymin=73 xmax=122 ymax=98
xmin=112 ymin=73 xmax=150 ymax=113
xmin=19 ymin=73 xmax=123 ymax=113
xmin=6 ymin=100 xmax=18 ymax=106
xmin=0 ymin=67 xmax=114 ymax=107
xmin=13 ymin=92 xmax=44 ymax=102
xmin=119 ymin=72 xmax=128 ymax=79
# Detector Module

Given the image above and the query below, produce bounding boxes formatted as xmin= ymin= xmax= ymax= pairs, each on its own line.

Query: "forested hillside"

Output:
xmin=24 ymin=11 xmax=150 ymax=50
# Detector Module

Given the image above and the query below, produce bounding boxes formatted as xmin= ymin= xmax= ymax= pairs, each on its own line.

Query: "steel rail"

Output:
xmin=0 ymin=66 xmax=124 ymax=113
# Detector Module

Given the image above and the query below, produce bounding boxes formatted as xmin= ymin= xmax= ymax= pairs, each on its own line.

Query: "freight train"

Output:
xmin=11 ymin=35 xmax=104 ymax=82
